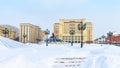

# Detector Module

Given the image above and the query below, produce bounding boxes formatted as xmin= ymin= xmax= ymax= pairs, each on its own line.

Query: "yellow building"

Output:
xmin=39 ymin=30 xmax=46 ymax=40
xmin=54 ymin=19 xmax=93 ymax=43
xmin=0 ymin=25 xmax=16 ymax=40
xmin=54 ymin=23 xmax=60 ymax=38
xmin=19 ymin=23 xmax=45 ymax=43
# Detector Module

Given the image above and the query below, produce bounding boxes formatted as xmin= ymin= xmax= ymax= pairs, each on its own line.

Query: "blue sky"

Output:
xmin=0 ymin=0 xmax=120 ymax=39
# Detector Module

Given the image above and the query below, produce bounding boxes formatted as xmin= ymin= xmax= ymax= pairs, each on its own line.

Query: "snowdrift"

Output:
xmin=0 ymin=36 xmax=120 ymax=68
xmin=0 ymin=36 xmax=26 ymax=48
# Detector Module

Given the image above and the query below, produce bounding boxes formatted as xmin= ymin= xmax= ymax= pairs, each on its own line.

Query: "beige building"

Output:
xmin=19 ymin=23 xmax=45 ymax=43
xmin=54 ymin=19 xmax=93 ymax=43
xmin=54 ymin=23 xmax=60 ymax=38
xmin=0 ymin=25 xmax=17 ymax=40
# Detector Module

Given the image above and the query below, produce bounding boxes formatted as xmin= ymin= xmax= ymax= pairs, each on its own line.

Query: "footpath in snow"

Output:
xmin=0 ymin=36 xmax=120 ymax=68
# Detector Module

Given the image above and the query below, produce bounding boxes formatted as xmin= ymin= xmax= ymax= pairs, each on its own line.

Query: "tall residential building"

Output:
xmin=54 ymin=23 xmax=60 ymax=38
xmin=0 ymin=25 xmax=18 ymax=40
xmin=53 ymin=19 xmax=93 ymax=43
xmin=19 ymin=23 xmax=45 ymax=43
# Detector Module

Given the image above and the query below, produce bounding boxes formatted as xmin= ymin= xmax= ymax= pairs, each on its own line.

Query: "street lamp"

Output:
xmin=23 ymin=34 xmax=27 ymax=43
xmin=101 ymin=35 xmax=105 ymax=44
xmin=44 ymin=29 xmax=50 ymax=46
xmin=69 ymin=29 xmax=75 ymax=46
xmin=2 ymin=28 xmax=9 ymax=37
xmin=107 ymin=32 xmax=113 ymax=45
xmin=99 ymin=37 xmax=102 ymax=44
xmin=77 ymin=21 xmax=86 ymax=48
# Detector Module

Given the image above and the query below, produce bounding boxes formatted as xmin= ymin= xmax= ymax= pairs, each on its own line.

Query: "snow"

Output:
xmin=0 ymin=36 xmax=120 ymax=68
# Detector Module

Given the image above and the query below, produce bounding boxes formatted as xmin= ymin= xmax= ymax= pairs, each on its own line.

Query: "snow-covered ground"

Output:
xmin=0 ymin=36 xmax=120 ymax=68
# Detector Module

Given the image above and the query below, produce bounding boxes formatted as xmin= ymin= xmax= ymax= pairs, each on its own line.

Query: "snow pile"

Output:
xmin=0 ymin=36 xmax=27 ymax=48
xmin=0 ymin=37 xmax=120 ymax=68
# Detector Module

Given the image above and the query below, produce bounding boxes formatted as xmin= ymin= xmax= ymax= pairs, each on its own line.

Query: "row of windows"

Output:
xmin=63 ymin=36 xmax=83 ymax=43
xmin=62 ymin=36 xmax=84 ymax=41
xmin=65 ymin=41 xmax=81 ymax=43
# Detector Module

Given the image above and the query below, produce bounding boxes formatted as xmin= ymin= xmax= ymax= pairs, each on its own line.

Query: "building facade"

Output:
xmin=106 ymin=34 xmax=120 ymax=44
xmin=19 ymin=23 xmax=45 ymax=43
xmin=54 ymin=23 xmax=60 ymax=38
xmin=0 ymin=25 xmax=17 ymax=40
xmin=53 ymin=19 xmax=93 ymax=43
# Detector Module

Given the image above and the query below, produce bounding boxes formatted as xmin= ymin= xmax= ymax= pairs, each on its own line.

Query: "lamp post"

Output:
xmin=23 ymin=34 xmax=27 ymax=43
xmin=107 ymin=32 xmax=113 ymax=45
xmin=102 ymin=35 xmax=105 ymax=44
xmin=69 ymin=29 xmax=75 ymax=46
xmin=44 ymin=29 xmax=50 ymax=46
xmin=2 ymin=28 xmax=9 ymax=37
xmin=99 ymin=37 xmax=102 ymax=44
xmin=77 ymin=21 xmax=86 ymax=48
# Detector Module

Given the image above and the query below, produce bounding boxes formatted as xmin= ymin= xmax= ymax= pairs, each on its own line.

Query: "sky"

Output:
xmin=0 ymin=0 xmax=120 ymax=39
